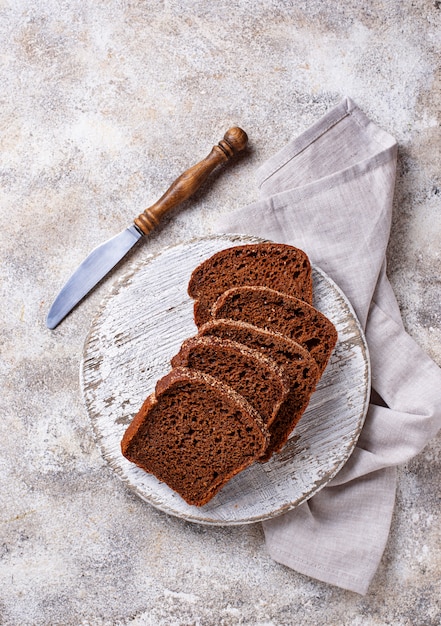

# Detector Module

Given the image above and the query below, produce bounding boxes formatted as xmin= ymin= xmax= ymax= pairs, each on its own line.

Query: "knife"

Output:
xmin=46 ymin=127 xmax=248 ymax=329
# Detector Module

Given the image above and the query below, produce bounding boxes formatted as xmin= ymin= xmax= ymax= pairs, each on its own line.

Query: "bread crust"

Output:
xmin=121 ymin=367 xmax=269 ymax=506
xmin=212 ymin=286 xmax=337 ymax=375
xmin=171 ymin=335 xmax=291 ymax=427
xmin=188 ymin=243 xmax=313 ymax=326
xmin=198 ymin=319 xmax=321 ymax=459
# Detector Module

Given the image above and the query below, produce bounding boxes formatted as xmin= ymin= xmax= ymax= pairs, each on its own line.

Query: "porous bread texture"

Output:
xmin=212 ymin=286 xmax=338 ymax=375
xmin=121 ymin=242 xmax=338 ymax=504
xmin=121 ymin=368 xmax=269 ymax=507
xmin=188 ymin=242 xmax=313 ymax=326
xmin=198 ymin=320 xmax=320 ymax=460
xmin=171 ymin=335 xmax=291 ymax=427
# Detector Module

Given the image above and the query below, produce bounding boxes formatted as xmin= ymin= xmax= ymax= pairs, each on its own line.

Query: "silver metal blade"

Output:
xmin=46 ymin=224 xmax=143 ymax=329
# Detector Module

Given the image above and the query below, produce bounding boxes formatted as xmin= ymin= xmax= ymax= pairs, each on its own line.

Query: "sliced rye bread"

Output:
xmin=171 ymin=335 xmax=291 ymax=428
xmin=211 ymin=286 xmax=338 ymax=375
xmin=188 ymin=242 xmax=313 ymax=326
xmin=121 ymin=367 xmax=269 ymax=507
xmin=198 ymin=319 xmax=320 ymax=460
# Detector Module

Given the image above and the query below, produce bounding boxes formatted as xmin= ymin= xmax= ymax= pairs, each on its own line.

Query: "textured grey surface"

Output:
xmin=0 ymin=1 xmax=440 ymax=625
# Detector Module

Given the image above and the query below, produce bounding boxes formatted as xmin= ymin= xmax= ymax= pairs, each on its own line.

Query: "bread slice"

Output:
xmin=171 ymin=335 xmax=291 ymax=427
xmin=198 ymin=319 xmax=320 ymax=459
xmin=121 ymin=367 xmax=269 ymax=507
xmin=188 ymin=243 xmax=313 ymax=326
xmin=212 ymin=286 xmax=337 ymax=375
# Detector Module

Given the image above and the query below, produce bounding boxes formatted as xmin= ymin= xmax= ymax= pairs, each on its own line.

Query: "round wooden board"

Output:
xmin=80 ymin=234 xmax=370 ymax=525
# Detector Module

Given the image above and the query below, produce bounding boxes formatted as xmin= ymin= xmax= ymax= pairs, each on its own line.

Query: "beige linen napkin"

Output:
xmin=215 ymin=97 xmax=441 ymax=594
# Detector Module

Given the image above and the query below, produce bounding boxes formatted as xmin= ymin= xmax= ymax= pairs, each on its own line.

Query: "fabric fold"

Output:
xmin=263 ymin=467 xmax=398 ymax=595
xmin=214 ymin=97 xmax=441 ymax=594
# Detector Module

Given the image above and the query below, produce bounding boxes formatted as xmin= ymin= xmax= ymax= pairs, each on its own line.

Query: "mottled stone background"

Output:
xmin=1 ymin=1 xmax=440 ymax=624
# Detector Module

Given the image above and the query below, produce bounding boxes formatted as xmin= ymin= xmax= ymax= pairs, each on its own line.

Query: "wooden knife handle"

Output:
xmin=134 ymin=127 xmax=248 ymax=235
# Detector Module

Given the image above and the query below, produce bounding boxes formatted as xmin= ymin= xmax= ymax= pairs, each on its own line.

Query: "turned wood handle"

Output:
xmin=134 ymin=127 xmax=248 ymax=235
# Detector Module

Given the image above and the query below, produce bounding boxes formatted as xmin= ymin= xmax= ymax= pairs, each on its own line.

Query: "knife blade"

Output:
xmin=46 ymin=127 xmax=248 ymax=329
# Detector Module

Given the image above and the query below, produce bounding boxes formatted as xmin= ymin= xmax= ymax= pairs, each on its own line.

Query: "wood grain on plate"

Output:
xmin=80 ymin=235 xmax=370 ymax=525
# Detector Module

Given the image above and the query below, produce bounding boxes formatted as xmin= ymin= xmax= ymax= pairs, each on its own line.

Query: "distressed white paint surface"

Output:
xmin=81 ymin=235 xmax=370 ymax=525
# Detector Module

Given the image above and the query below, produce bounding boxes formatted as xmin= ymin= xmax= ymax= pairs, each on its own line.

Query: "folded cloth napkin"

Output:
xmin=215 ymin=97 xmax=441 ymax=594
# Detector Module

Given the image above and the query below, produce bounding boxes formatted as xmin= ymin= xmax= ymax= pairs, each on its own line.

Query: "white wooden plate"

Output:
xmin=80 ymin=235 xmax=370 ymax=525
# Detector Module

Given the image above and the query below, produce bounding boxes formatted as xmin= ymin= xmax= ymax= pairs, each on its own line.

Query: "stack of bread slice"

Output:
xmin=121 ymin=243 xmax=337 ymax=506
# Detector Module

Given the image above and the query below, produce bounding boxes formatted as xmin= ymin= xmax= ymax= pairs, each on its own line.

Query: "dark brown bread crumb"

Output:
xmin=121 ymin=368 xmax=269 ymax=506
xmin=188 ymin=243 xmax=313 ymax=326
xmin=212 ymin=286 xmax=338 ymax=375
xmin=171 ymin=335 xmax=291 ymax=427
xmin=198 ymin=319 xmax=320 ymax=459
xmin=122 ymin=242 xmax=337 ymax=501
